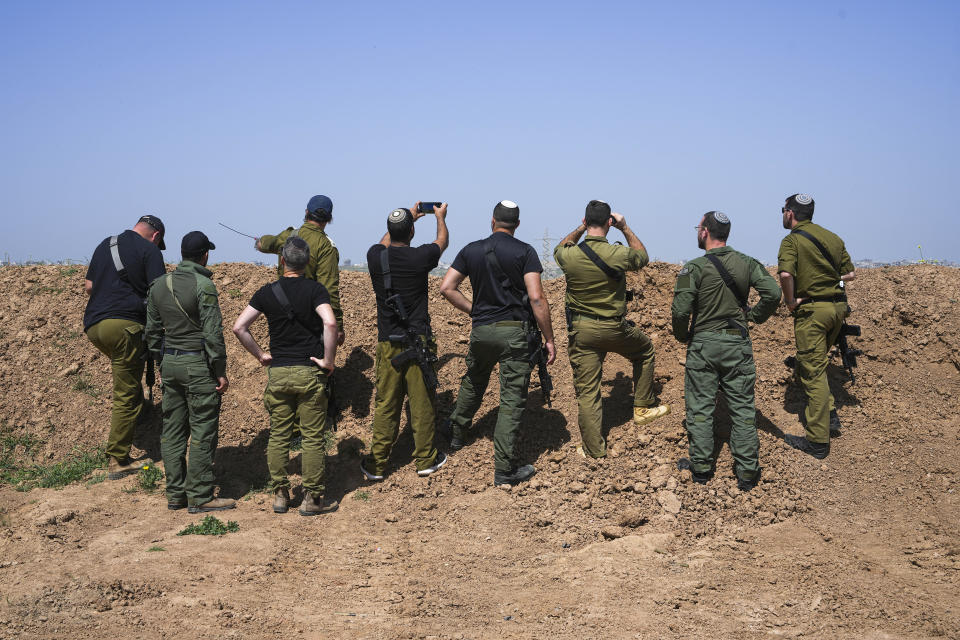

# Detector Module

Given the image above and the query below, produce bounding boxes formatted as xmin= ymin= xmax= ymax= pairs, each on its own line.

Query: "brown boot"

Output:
xmin=299 ymin=492 xmax=338 ymax=517
xmin=188 ymin=498 xmax=236 ymax=514
xmin=273 ymin=488 xmax=289 ymax=514
xmin=107 ymin=456 xmax=153 ymax=480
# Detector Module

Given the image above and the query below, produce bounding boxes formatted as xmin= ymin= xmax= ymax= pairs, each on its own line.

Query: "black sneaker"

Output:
xmin=494 ymin=464 xmax=536 ymax=486
xmin=829 ymin=410 xmax=842 ymax=437
xmin=417 ymin=452 xmax=447 ymax=477
xmin=737 ymin=476 xmax=759 ymax=492
xmin=785 ymin=434 xmax=830 ymax=459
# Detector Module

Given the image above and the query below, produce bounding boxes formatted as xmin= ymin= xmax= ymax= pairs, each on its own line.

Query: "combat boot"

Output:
xmin=784 ymin=434 xmax=829 ymax=459
xmin=829 ymin=410 xmax=843 ymax=437
xmin=494 ymin=465 xmax=536 ymax=486
xmin=273 ymin=488 xmax=289 ymax=514
xmin=438 ymin=418 xmax=464 ymax=452
xmin=107 ymin=456 xmax=153 ymax=480
xmin=299 ymin=492 xmax=338 ymax=516
xmin=188 ymin=498 xmax=236 ymax=514
xmin=634 ymin=404 xmax=671 ymax=426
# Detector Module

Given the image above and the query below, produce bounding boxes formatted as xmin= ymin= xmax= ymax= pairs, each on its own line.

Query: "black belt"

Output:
xmin=571 ymin=312 xmax=624 ymax=323
xmin=704 ymin=328 xmax=745 ymax=336
xmin=800 ymin=294 xmax=847 ymax=304
xmin=493 ymin=320 xmax=524 ymax=327
xmin=163 ymin=348 xmax=202 ymax=356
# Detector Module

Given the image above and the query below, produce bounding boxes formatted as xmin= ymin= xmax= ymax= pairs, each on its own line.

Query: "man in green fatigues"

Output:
xmin=84 ymin=215 xmax=167 ymax=479
xmin=778 ymin=194 xmax=856 ymax=459
xmin=145 ymin=231 xmax=235 ymax=513
xmin=672 ymin=212 xmax=781 ymax=490
xmin=360 ymin=203 xmax=450 ymax=481
xmin=555 ymin=200 xmax=671 ymax=458
xmin=234 ymin=236 xmax=340 ymax=516
xmin=439 ymin=200 xmax=556 ymax=486
xmin=255 ymin=194 xmax=345 ymax=346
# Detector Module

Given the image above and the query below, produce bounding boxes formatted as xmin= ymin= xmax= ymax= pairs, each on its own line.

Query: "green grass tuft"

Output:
xmin=1 ymin=433 xmax=107 ymax=491
xmin=353 ymin=490 xmax=370 ymax=501
xmin=177 ymin=515 xmax=240 ymax=536
xmin=71 ymin=375 xmax=101 ymax=398
xmin=136 ymin=465 xmax=164 ymax=493
xmin=147 ymin=545 xmax=166 ymax=552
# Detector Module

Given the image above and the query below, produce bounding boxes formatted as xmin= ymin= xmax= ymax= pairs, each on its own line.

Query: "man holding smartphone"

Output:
xmin=361 ymin=202 xmax=449 ymax=481
xmin=554 ymin=200 xmax=670 ymax=459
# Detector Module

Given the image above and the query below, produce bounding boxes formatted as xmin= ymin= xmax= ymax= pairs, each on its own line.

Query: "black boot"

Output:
xmin=494 ymin=465 xmax=536 ymax=486
xmin=785 ymin=434 xmax=830 ymax=459
xmin=829 ymin=410 xmax=842 ymax=437
xmin=677 ymin=458 xmax=713 ymax=485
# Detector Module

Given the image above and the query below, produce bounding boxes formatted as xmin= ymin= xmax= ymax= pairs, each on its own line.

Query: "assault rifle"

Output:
xmin=386 ymin=294 xmax=438 ymax=393
xmin=528 ymin=329 xmax=553 ymax=407
xmin=325 ymin=373 xmax=340 ymax=431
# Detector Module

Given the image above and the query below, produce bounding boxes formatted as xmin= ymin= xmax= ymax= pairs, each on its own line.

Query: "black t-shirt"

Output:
xmin=367 ymin=243 xmax=442 ymax=341
xmin=450 ymin=233 xmax=542 ymax=326
xmin=84 ymin=230 xmax=166 ymax=331
xmin=249 ymin=276 xmax=331 ymax=367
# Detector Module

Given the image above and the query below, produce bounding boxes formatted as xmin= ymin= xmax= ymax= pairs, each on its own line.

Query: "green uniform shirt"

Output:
xmin=259 ymin=223 xmax=343 ymax=329
xmin=671 ymin=246 xmax=781 ymax=342
xmin=777 ymin=221 xmax=854 ymax=299
xmin=554 ymin=235 xmax=648 ymax=318
xmin=145 ymin=261 xmax=228 ymax=378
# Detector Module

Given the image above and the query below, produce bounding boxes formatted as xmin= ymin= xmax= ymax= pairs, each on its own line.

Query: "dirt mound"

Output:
xmin=1 ymin=262 xmax=958 ymax=638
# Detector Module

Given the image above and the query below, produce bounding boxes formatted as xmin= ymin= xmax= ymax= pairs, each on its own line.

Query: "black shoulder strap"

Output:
xmin=704 ymin=254 xmax=749 ymax=313
xmin=109 ymin=235 xmax=128 ymax=281
xmin=577 ymin=241 xmax=624 ymax=281
xmin=165 ymin=273 xmax=201 ymax=328
xmin=271 ymin=280 xmax=324 ymax=340
xmin=380 ymin=247 xmax=393 ymax=295
xmin=791 ymin=229 xmax=840 ymax=278
xmin=483 ymin=238 xmax=529 ymax=308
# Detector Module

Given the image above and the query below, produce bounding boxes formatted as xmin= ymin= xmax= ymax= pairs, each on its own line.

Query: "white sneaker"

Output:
xmin=417 ymin=452 xmax=447 ymax=477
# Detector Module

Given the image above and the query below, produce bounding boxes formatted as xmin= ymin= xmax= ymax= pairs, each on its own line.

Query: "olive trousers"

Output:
xmin=85 ymin=318 xmax=146 ymax=461
xmin=793 ymin=301 xmax=846 ymax=443
xmin=263 ymin=366 xmax=330 ymax=494
xmin=684 ymin=333 xmax=759 ymax=480
xmin=449 ymin=322 xmax=533 ymax=473
xmin=568 ymin=316 xmax=656 ymax=458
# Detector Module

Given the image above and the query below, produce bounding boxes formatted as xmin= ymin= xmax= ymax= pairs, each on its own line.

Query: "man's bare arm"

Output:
xmin=612 ymin=214 xmax=647 ymax=253
xmin=232 ymin=305 xmax=271 ymax=365
xmin=559 ymin=223 xmax=586 ymax=246
xmin=779 ymin=272 xmax=802 ymax=311
xmin=433 ymin=203 xmax=449 ymax=251
xmin=523 ymin=272 xmax=556 ymax=364
xmin=84 ymin=279 xmax=93 ymax=296
xmin=439 ymin=268 xmax=471 ymax=315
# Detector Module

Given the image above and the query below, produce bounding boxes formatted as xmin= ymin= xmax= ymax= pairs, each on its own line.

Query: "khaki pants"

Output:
xmin=263 ymin=366 xmax=329 ymax=494
xmin=86 ymin=318 xmax=146 ymax=461
xmin=793 ymin=302 xmax=846 ymax=443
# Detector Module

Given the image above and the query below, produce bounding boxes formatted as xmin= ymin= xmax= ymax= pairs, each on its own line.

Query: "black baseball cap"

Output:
xmin=138 ymin=214 xmax=166 ymax=250
xmin=181 ymin=230 xmax=216 ymax=255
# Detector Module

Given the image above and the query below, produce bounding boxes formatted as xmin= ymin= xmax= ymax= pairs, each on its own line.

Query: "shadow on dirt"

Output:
xmin=338 ymin=347 xmax=375 ymax=419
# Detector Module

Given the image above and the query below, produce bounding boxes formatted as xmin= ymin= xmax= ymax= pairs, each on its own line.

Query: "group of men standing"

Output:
xmin=81 ymin=191 xmax=854 ymax=516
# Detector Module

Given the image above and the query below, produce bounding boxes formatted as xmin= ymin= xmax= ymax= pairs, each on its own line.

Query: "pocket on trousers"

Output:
xmin=685 ymin=342 xmax=708 ymax=371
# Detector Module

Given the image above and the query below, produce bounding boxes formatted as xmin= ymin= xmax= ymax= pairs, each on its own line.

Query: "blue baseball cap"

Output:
xmin=306 ymin=195 xmax=333 ymax=221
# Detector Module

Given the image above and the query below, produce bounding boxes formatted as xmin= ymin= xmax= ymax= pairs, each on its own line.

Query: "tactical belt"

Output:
xmin=571 ymin=311 xmax=623 ymax=323
xmin=492 ymin=320 xmax=524 ymax=327
xmin=163 ymin=348 xmax=202 ymax=356
xmin=799 ymin=293 xmax=847 ymax=304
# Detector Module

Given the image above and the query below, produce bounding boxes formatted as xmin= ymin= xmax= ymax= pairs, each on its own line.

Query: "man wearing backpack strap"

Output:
xmin=778 ymin=194 xmax=856 ymax=459
xmin=145 ymin=231 xmax=233 ymax=513
xmin=672 ymin=212 xmax=781 ymax=490
xmin=554 ymin=200 xmax=670 ymax=459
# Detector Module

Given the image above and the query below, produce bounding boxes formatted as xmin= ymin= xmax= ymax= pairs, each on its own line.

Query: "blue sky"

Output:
xmin=2 ymin=1 xmax=957 ymax=266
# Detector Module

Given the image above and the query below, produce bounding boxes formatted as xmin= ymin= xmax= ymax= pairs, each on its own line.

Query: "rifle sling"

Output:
xmin=791 ymin=228 xmax=841 ymax=279
xmin=577 ymin=241 xmax=624 ymax=281
xmin=380 ymin=247 xmax=393 ymax=296
xmin=165 ymin=273 xmax=202 ymax=329
xmin=271 ymin=281 xmax=325 ymax=358
xmin=109 ymin=235 xmax=127 ymax=281
xmin=703 ymin=253 xmax=750 ymax=314
xmin=483 ymin=238 xmax=530 ymax=317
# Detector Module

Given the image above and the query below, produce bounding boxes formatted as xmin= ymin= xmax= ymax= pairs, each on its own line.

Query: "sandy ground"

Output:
xmin=0 ymin=262 xmax=958 ymax=639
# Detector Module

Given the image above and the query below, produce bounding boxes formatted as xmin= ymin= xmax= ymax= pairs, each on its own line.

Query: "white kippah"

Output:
xmin=500 ymin=200 xmax=518 ymax=208
xmin=713 ymin=211 xmax=730 ymax=224
xmin=388 ymin=208 xmax=409 ymax=223
xmin=795 ymin=194 xmax=813 ymax=205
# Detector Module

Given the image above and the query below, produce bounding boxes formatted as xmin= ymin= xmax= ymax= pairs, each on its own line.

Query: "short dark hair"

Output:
xmin=387 ymin=208 xmax=414 ymax=242
xmin=584 ymin=200 xmax=611 ymax=228
xmin=305 ymin=209 xmax=332 ymax=224
xmin=785 ymin=194 xmax=814 ymax=221
xmin=182 ymin=251 xmax=205 ymax=263
xmin=702 ymin=211 xmax=731 ymax=241
xmin=282 ymin=236 xmax=310 ymax=271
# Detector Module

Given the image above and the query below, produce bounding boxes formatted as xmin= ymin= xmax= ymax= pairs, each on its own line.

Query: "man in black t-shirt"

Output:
xmin=83 ymin=214 xmax=166 ymax=479
xmin=439 ymin=200 xmax=556 ymax=486
xmin=233 ymin=236 xmax=339 ymax=516
xmin=360 ymin=203 xmax=450 ymax=481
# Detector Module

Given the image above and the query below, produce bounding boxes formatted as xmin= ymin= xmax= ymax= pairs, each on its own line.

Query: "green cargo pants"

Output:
xmin=449 ymin=322 xmax=533 ymax=473
xmin=85 ymin=318 xmax=146 ymax=461
xmin=568 ymin=315 xmax=656 ymax=458
xmin=684 ymin=333 xmax=759 ymax=480
xmin=263 ymin=365 xmax=329 ymax=494
xmin=365 ymin=337 xmax=438 ymax=475
xmin=159 ymin=354 xmax=220 ymax=506
xmin=794 ymin=301 xmax=846 ymax=444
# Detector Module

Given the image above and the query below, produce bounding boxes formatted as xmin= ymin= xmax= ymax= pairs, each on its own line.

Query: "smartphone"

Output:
xmin=417 ymin=202 xmax=442 ymax=214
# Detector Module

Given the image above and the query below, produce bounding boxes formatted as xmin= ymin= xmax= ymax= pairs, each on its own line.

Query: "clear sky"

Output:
xmin=2 ymin=1 xmax=958 ymax=266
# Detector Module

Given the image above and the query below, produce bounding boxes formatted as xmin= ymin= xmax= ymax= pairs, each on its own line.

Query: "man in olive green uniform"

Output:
xmin=778 ymin=194 xmax=856 ymax=459
xmin=554 ymin=200 xmax=670 ymax=459
xmin=672 ymin=212 xmax=781 ymax=490
xmin=84 ymin=215 xmax=167 ymax=479
xmin=145 ymin=231 xmax=235 ymax=513
xmin=361 ymin=204 xmax=449 ymax=480
xmin=255 ymin=194 xmax=344 ymax=345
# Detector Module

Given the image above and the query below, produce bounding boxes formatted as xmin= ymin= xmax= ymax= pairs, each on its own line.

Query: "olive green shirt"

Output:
xmin=671 ymin=246 xmax=781 ymax=342
xmin=777 ymin=221 xmax=854 ymax=299
xmin=145 ymin=260 xmax=228 ymax=378
xmin=259 ymin=222 xmax=342 ymax=329
xmin=554 ymin=235 xmax=648 ymax=318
